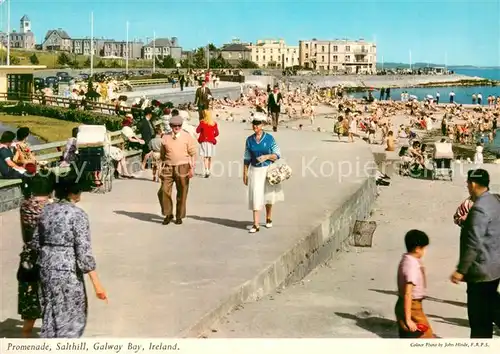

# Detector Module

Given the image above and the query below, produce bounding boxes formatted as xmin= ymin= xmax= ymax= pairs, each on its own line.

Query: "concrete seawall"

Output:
xmin=184 ymin=175 xmax=377 ymax=337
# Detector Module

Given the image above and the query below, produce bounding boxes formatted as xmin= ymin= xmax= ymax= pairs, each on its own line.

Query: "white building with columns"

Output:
xmin=250 ymin=39 xmax=299 ymax=69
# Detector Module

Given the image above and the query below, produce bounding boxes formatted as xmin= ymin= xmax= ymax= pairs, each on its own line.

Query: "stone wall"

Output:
xmin=0 ymin=181 xmax=23 ymax=213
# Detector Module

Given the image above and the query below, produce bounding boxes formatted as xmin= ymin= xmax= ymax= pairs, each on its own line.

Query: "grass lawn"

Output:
xmin=0 ymin=49 xmax=151 ymax=69
xmin=0 ymin=114 xmax=78 ymax=143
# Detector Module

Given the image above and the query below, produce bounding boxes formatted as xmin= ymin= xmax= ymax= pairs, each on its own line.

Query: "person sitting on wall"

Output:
xmin=0 ymin=131 xmax=27 ymax=179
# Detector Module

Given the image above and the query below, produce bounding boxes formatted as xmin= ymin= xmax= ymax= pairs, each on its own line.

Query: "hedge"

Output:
xmin=0 ymin=101 xmax=123 ymax=131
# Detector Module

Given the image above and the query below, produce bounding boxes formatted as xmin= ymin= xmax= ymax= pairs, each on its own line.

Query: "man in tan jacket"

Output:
xmin=158 ymin=114 xmax=197 ymax=225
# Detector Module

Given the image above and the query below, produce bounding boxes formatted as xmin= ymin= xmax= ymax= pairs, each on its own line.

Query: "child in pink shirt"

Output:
xmin=395 ymin=229 xmax=435 ymax=338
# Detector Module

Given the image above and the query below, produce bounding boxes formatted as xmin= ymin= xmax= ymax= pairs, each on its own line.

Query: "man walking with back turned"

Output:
xmin=267 ymin=84 xmax=283 ymax=132
xmin=450 ymin=169 xmax=500 ymax=338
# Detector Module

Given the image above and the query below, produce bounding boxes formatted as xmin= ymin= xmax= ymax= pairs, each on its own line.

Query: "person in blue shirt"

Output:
xmin=243 ymin=113 xmax=284 ymax=233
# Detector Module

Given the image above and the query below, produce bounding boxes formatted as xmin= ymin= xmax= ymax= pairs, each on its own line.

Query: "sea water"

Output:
xmin=352 ymin=67 xmax=500 ymax=104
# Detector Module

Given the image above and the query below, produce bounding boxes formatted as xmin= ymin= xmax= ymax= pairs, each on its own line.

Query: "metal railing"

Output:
xmin=0 ymin=93 xmax=131 ymax=115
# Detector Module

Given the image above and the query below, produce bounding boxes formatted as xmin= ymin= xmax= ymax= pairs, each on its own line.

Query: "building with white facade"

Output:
xmin=299 ymin=38 xmax=377 ymax=74
xmin=8 ymin=15 xmax=36 ymax=50
xmin=250 ymin=39 xmax=299 ymax=68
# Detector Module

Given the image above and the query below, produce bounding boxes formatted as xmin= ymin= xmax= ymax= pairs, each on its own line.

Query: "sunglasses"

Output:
xmin=170 ymin=124 xmax=182 ymax=128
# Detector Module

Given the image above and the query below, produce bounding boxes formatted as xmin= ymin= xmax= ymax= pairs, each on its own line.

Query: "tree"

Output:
xmin=208 ymin=43 xmax=217 ymax=51
xmin=84 ymin=58 xmax=91 ymax=67
xmin=29 ymin=53 xmax=39 ymax=65
xmin=209 ymin=54 xmax=232 ymax=69
xmin=96 ymin=60 xmax=107 ymax=68
xmin=57 ymin=52 xmax=71 ymax=66
xmin=110 ymin=60 xmax=121 ymax=68
xmin=10 ymin=55 xmax=20 ymax=65
xmin=192 ymin=47 xmax=207 ymax=68
xmin=162 ymin=55 xmax=176 ymax=69
xmin=239 ymin=59 xmax=259 ymax=69
xmin=179 ymin=59 xmax=190 ymax=68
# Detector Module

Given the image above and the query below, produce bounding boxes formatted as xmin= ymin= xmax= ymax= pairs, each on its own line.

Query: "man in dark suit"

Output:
xmin=267 ymin=84 xmax=283 ymax=132
xmin=451 ymin=169 xmax=500 ymax=338
xmin=194 ymin=80 xmax=212 ymax=121
xmin=138 ymin=107 xmax=155 ymax=161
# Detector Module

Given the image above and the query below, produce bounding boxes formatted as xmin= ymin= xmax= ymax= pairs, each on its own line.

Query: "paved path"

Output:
xmin=207 ymin=170 xmax=500 ymax=338
xmin=0 ymin=120 xmax=374 ymax=337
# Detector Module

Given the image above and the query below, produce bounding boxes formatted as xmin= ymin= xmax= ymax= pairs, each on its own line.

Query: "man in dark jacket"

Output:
xmin=194 ymin=80 xmax=212 ymax=121
xmin=138 ymin=107 xmax=155 ymax=160
xmin=267 ymin=85 xmax=283 ymax=132
xmin=451 ymin=169 xmax=500 ymax=338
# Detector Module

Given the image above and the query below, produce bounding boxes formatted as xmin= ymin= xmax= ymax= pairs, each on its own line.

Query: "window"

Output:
xmin=346 ymin=46 xmax=350 ymax=52
xmin=333 ymin=66 xmax=338 ymax=71
xmin=322 ymin=46 xmax=325 ymax=52
xmin=314 ymin=44 xmax=317 ymax=49
xmin=345 ymin=55 xmax=350 ymax=62
xmin=305 ymin=53 xmax=309 ymax=59
xmin=270 ymin=56 xmax=273 ymax=61
xmin=256 ymin=55 xmax=259 ymax=61
xmin=263 ymin=55 xmax=266 ymax=60
xmin=333 ymin=45 xmax=338 ymax=52
xmin=321 ymin=55 xmax=325 ymax=62
xmin=305 ymin=43 xmax=309 ymax=49
xmin=333 ymin=55 xmax=338 ymax=62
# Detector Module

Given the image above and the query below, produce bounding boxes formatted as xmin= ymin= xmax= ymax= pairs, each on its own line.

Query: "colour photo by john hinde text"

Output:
xmin=0 ymin=0 xmax=499 ymax=349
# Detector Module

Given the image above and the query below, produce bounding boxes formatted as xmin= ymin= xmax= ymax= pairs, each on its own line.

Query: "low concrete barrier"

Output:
xmin=182 ymin=175 xmax=377 ymax=337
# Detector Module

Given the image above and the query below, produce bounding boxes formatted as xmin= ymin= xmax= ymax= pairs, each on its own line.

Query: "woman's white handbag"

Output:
xmin=266 ymin=160 xmax=292 ymax=185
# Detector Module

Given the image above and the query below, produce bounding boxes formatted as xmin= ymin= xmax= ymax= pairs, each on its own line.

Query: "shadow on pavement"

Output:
xmin=114 ymin=210 xmax=163 ymax=223
xmin=0 ymin=318 xmax=40 ymax=338
xmin=334 ymin=312 xmax=397 ymax=338
xmin=187 ymin=215 xmax=249 ymax=230
xmin=427 ymin=314 xmax=469 ymax=328
xmin=369 ymin=289 xmax=467 ymax=308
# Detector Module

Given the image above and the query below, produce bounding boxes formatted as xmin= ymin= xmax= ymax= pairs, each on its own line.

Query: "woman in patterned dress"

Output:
xmin=18 ymin=172 xmax=55 ymax=337
xmin=29 ymin=172 xmax=108 ymax=338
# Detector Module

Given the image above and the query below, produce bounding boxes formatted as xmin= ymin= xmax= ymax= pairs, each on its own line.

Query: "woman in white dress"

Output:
xmin=242 ymin=113 xmax=284 ymax=233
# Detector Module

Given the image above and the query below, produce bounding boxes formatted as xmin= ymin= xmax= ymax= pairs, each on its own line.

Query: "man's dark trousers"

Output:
xmin=467 ymin=278 xmax=500 ymax=338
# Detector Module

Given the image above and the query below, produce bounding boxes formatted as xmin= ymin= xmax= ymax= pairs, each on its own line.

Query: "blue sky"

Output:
xmin=2 ymin=0 xmax=499 ymax=66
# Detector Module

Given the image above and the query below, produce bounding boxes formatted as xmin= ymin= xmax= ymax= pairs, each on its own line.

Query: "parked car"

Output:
xmin=56 ymin=71 xmax=70 ymax=80
xmin=45 ymin=76 xmax=59 ymax=93
xmin=252 ymin=70 xmax=263 ymax=75
xmin=34 ymin=77 xmax=45 ymax=92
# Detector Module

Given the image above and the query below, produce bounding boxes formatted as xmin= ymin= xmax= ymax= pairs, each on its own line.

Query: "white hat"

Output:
xmin=251 ymin=112 xmax=267 ymax=123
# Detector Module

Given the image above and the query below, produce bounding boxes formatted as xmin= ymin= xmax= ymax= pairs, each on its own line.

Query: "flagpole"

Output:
xmin=152 ymin=31 xmax=155 ymax=73
xmin=7 ymin=0 xmax=10 ymax=65
xmin=125 ymin=21 xmax=129 ymax=74
xmin=90 ymin=12 xmax=94 ymax=77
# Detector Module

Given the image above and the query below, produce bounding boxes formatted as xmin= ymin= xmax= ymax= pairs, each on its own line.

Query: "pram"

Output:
xmin=431 ymin=142 xmax=454 ymax=181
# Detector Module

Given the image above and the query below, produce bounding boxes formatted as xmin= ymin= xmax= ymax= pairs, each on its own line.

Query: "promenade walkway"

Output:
xmin=0 ymin=120 xmax=375 ymax=337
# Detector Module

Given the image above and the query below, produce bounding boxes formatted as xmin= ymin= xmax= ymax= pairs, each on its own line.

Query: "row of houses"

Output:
xmin=0 ymin=15 xmax=183 ymax=61
xmin=1 ymin=15 xmax=377 ymax=73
